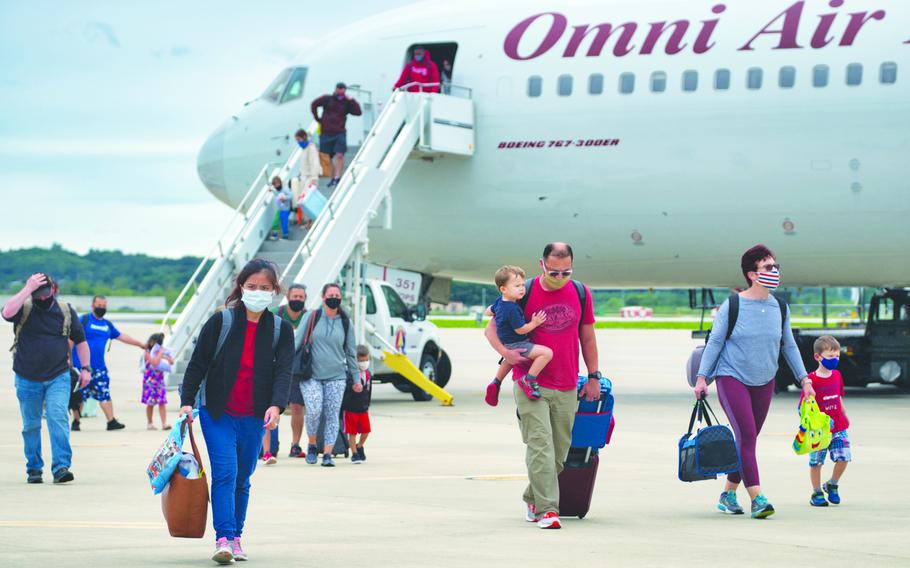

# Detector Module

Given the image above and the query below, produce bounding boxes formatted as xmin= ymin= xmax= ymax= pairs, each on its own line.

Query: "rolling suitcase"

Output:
xmin=316 ymin=409 xmax=349 ymax=457
xmin=558 ymin=376 xmax=616 ymax=519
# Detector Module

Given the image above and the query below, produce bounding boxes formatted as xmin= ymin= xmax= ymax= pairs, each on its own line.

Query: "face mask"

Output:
xmin=297 ymin=140 xmax=309 ymax=149
xmin=541 ymin=274 xmax=570 ymax=290
xmin=93 ymin=307 xmax=107 ymax=318
xmin=288 ymin=300 xmax=305 ymax=312
xmin=358 ymin=361 xmax=370 ymax=371
xmin=33 ymin=296 xmax=54 ymax=310
xmin=415 ymin=54 xmax=425 ymax=62
xmin=241 ymin=289 xmax=274 ymax=313
xmin=821 ymin=357 xmax=839 ymax=371
xmin=336 ymin=94 xmax=345 ymax=100
xmin=756 ymin=269 xmax=780 ymax=290
xmin=325 ymin=297 xmax=342 ymax=310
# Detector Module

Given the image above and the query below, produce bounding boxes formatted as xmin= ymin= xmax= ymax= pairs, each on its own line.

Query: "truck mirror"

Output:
xmin=415 ymin=304 xmax=427 ymax=321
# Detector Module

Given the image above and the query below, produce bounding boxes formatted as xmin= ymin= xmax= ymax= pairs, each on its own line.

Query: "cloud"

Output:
xmin=263 ymin=36 xmax=317 ymax=64
xmin=83 ymin=21 xmax=121 ymax=48
xmin=170 ymin=44 xmax=191 ymax=57
xmin=0 ymin=138 xmax=199 ymax=157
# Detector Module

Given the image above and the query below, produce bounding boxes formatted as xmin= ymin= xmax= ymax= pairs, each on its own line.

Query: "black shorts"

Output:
xmin=288 ymin=380 xmax=304 ymax=406
xmin=320 ymin=132 xmax=347 ymax=156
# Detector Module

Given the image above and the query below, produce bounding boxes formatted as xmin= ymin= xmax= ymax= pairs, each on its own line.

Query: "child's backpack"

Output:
xmin=793 ymin=396 xmax=833 ymax=455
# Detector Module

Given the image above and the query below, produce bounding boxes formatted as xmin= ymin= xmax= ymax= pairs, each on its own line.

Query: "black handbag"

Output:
xmin=292 ymin=311 xmax=319 ymax=382
xmin=678 ymin=398 xmax=740 ymax=482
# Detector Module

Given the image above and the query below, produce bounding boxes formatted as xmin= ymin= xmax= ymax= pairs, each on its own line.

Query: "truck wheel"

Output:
xmin=410 ymin=353 xmax=439 ymax=402
xmin=392 ymin=381 xmax=412 ymax=393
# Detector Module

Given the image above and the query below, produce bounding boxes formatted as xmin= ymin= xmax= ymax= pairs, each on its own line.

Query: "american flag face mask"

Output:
xmin=757 ymin=269 xmax=780 ymax=290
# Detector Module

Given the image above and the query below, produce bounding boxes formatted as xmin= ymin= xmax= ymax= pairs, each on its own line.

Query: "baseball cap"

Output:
xmin=335 ymin=82 xmax=346 ymax=89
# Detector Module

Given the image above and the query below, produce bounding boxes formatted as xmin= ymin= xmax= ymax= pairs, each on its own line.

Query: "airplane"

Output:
xmin=196 ymin=0 xmax=910 ymax=290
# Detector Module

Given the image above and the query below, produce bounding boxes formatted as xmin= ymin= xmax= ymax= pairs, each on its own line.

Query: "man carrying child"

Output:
xmin=484 ymin=242 xmax=602 ymax=530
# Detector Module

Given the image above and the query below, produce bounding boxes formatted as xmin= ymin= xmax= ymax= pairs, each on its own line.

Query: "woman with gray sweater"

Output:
xmin=300 ymin=283 xmax=357 ymax=466
xmin=694 ymin=244 xmax=815 ymax=519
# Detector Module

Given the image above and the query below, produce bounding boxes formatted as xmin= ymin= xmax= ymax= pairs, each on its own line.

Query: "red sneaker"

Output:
xmin=537 ymin=511 xmax=561 ymax=529
xmin=515 ymin=376 xmax=541 ymax=400
xmin=485 ymin=380 xmax=502 ymax=406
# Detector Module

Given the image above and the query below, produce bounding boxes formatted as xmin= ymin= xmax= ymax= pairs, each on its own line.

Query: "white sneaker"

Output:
xmin=537 ymin=511 xmax=562 ymax=529
xmin=525 ymin=502 xmax=540 ymax=522
xmin=212 ymin=537 xmax=234 ymax=564
xmin=230 ymin=538 xmax=248 ymax=561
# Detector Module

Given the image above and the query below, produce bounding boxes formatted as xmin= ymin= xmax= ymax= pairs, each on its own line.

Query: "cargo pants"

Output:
xmin=514 ymin=384 xmax=577 ymax=515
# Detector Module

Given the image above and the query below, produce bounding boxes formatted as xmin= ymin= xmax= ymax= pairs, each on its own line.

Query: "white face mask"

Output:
xmin=241 ymin=289 xmax=274 ymax=313
xmin=357 ymin=361 xmax=370 ymax=371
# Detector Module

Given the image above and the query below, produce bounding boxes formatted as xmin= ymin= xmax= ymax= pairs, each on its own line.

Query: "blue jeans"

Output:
xmin=199 ymin=408 xmax=264 ymax=541
xmin=279 ymin=210 xmax=290 ymax=236
xmin=15 ymin=372 xmax=72 ymax=474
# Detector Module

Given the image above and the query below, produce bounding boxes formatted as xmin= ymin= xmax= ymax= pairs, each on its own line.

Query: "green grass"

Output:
xmin=428 ymin=318 xmax=708 ymax=330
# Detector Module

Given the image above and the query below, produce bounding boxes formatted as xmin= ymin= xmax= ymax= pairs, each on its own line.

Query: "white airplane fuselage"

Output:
xmin=198 ymin=0 xmax=910 ymax=288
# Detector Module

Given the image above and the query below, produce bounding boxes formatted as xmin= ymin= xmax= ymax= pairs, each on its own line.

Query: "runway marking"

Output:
xmin=0 ymin=520 xmax=164 ymax=530
xmin=363 ymin=474 xmax=527 ymax=482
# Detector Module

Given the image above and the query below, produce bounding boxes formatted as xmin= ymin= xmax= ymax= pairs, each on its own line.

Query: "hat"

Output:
xmin=335 ymin=82 xmax=346 ymax=89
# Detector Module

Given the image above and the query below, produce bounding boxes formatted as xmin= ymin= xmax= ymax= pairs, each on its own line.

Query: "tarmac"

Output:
xmin=1 ymin=324 xmax=908 ymax=567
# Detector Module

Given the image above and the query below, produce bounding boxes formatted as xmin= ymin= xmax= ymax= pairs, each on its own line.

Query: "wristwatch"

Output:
xmin=587 ymin=371 xmax=602 ymax=380
xmin=82 ymin=366 xmax=94 ymax=375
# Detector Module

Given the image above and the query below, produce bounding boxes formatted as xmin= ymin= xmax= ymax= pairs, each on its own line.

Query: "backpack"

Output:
xmin=80 ymin=313 xmax=115 ymax=354
xmin=517 ymin=278 xmax=588 ymax=333
xmin=685 ymin=294 xmax=787 ymax=387
xmin=10 ymin=298 xmax=72 ymax=354
xmin=293 ymin=308 xmax=350 ymax=382
xmin=196 ymin=309 xmax=282 ymax=407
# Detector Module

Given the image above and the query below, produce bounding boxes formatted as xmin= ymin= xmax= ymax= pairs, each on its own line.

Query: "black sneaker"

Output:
xmin=289 ymin=443 xmax=303 ymax=458
xmin=358 ymin=447 xmax=366 ymax=462
xmin=351 ymin=451 xmax=362 ymax=464
xmin=321 ymin=454 xmax=335 ymax=467
xmin=328 ymin=178 xmax=340 ymax=188
xmin=53 ymin=468 xmax=74 ymax=484
xmin=71 ymin=419 xmax=80 ymax=432
xmin=27 ymin=470 xmax=43 ymax=484
xmin=107 ymin=418 xmax=125 ymax=431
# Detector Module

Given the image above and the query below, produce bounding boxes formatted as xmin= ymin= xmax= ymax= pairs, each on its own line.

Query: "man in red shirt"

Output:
xmin=393 ymin=46 xmax=440 ymax=93
xmin=484 ymin=243 xmax=601 ymax=530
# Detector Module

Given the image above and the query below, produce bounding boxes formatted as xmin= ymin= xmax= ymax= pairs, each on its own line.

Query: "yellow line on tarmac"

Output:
xmin=0 ymin=520 xmax=164 ymax=530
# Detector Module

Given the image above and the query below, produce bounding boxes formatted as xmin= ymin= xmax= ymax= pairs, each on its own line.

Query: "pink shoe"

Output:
xmin=212 ymin=538 xmax=233 ymax=564
xmin=485 ymin=380 xmax=502 ymax=406
xmin=537 ymin=511 xmax=561 ymax=529
xmin=262 ymin=453 xmax=277 ymax=465
xmin=525 ymin=502 xmax=540 ymax=522
xmin=515 ymin=376 xmax=541 ymax=400
xmin=230 ymin=538 xmax=248 ymax=561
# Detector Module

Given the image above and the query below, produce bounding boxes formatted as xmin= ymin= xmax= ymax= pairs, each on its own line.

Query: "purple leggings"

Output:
xmin=715 ymin=376 xmax=775 ymax=487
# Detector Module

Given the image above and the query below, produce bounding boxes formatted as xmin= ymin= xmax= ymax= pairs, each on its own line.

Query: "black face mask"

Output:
xmin=93 ymin=307 xmax=107 ymax=318
xmin=33 ymin=296 xmax=54 ymax=310
xmin=324 ymin=297 xmax=342 ymax=310
xmin=288 ymin=300 xmax=305 ymax=312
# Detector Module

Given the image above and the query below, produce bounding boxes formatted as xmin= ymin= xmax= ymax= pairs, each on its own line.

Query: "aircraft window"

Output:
xmin=280 ymin=67 xmax=308 ymax=104
xmin=813 ymin=65 xmax=829 ymax=88
xmin=382 ymin=286 xmax=409 ymax=320
xmin=779 ymin=66 xmax=796 ymax=88
xmin=846 ymin=63 xmax=863 ymax=86
xmin=364 ymin=286 xmax=377 ymax=315
xmin=619 ymin=73 xmax=635 ymax=94
xmin=650 ymin=72 xmax=667 ymax=93
xmin=747 ymin=68 xmax=763 ymax=90
xmin=262 ymin=68 xmax=293 ymax=103
xmin=714 ymin=69 xmax=731 ymax=90
xmin=528 ymin=76 xmax=542 ymax=97
xmin=880 ymin=62 xmax=897 ymax=84
xmin=558 ymin=74 xmax=573 ymax=96
xmin=682 ymin=70 xmax=698 ymax=92
xmin=588 ymin=73 xmax=604 ymax=95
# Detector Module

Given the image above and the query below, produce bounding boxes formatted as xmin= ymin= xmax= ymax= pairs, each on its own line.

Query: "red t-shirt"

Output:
xmin=513 ymin=277 xmax=596 ymax=391
xmin=803 ymin=370 xmax=849 ymax=432
xmin=225 ymin=320 xmax=257 ymax=417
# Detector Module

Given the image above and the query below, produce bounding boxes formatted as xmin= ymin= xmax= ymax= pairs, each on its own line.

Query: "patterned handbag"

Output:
xmin=793 ymin=396 xmax=833 ymax=455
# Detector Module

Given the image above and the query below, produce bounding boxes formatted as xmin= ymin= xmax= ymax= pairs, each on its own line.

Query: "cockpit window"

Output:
xmin=281 ymin=67 xmax=307 ymax=103
xmin=262 ymin=68 xmax=292 ymax=103
xmin=261 ymin=67 xmax=308 ymax=104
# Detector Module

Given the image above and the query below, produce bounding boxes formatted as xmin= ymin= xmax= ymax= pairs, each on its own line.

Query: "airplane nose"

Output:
xmin=197 ymin=124 xmax=229 ymax=204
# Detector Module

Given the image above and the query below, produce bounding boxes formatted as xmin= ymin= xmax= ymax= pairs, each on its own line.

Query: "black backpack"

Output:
xmin=293 ymin=309 xmax=350 ymax=382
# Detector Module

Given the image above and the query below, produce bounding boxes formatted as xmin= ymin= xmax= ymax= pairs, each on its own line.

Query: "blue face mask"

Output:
xmin=297 ymin=140 xmax=309 ymax=149
xmin=821 ymin=357 xmax=839 ymax=370
xmin=415 ymin=54 xmax=424 ymax=62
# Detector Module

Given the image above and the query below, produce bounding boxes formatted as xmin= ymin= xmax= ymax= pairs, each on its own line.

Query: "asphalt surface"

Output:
xmin=1 ymin=324 xmax=908 ymax=567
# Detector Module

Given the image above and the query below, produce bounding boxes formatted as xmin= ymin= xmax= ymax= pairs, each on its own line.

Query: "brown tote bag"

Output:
xmin=161 ymin=418 xmax=209 ymax=538
xmin=319 ymin=152 xmax=332 ymax=177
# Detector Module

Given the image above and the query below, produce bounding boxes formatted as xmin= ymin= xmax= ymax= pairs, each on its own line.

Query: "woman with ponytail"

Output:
xmin=180 ymin=258 xmax=294 ymax=564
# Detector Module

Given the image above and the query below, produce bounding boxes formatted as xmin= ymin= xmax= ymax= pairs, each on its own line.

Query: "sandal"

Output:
xmin=147 ymin=423 xmax=158 ymax=430
xmin=162 ymin=424 xmax=172 ymax=431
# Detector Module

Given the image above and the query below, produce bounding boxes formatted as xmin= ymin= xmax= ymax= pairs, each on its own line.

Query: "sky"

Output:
xmin=0 ymin=0 xmax=412 ymax=258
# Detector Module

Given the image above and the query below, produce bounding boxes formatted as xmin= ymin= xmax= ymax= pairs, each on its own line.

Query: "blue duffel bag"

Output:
xmin=678 ymin=398 xmax=740 ymax=482
xmin=571 ymin=376 xmax=615 ymax=449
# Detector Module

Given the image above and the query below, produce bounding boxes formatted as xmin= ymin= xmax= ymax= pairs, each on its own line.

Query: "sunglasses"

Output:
xmin=757 ymin=263 xmax=781 ymax=272
xmin=541 ymin=261 xmax=573 ymax=278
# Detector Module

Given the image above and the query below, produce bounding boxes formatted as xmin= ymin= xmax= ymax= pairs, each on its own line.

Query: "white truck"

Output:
xmin=354 ymin=278 xmax=452 ymax=401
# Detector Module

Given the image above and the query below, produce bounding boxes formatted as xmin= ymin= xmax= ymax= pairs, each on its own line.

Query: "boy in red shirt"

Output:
xmin=803 ymin=336 xmax=851 ymax=507
xmin=343 ymin=345 xmax=372 ymax=464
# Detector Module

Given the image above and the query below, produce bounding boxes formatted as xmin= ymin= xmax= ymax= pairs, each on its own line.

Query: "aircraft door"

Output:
xmin=402 ymin=42 xmax=458 ymax=94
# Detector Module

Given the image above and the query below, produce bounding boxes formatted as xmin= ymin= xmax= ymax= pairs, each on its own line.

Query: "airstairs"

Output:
xmin=164 ymin=87 xmax=474 ymax=402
